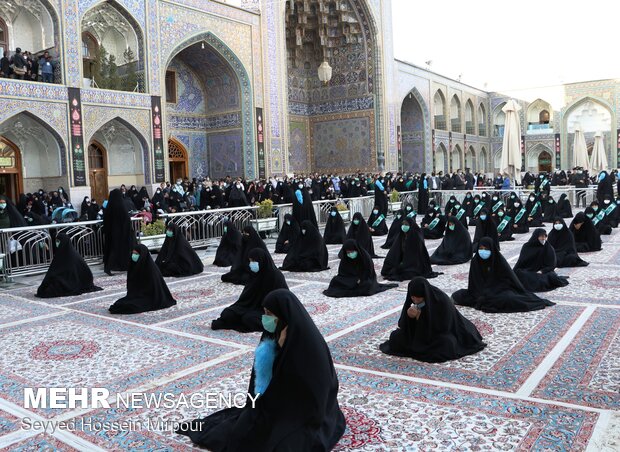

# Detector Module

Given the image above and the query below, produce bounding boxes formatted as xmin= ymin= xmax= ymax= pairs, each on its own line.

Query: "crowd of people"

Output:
xmin=19 ymin=164 xmax=620 ymax=450
xmin=0 ymin=48 xmax=57 ymax=83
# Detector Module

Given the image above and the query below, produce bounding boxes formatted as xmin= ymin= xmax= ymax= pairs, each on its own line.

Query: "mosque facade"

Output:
xmin=0 ymin=0 xmax=618 ymax=203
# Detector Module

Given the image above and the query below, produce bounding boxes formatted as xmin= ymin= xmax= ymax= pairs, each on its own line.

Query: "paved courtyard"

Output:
xmin=0 ymin=217 xmax=618 ymax=451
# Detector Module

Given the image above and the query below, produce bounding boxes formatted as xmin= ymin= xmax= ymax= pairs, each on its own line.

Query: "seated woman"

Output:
xmin=513 ymin=229 xmax=570 ymax=292
xmin=379 ymin=277 xmax=486 ymax=362
xmin=600 ymin=196 xmax=618 ymax=228
xmin=556 ymin=193 xmax=573 ymax=218
xmin=451 ymin=201 xmax=469 ymax=228
xmin=381 ymin=209 xmax=404 ymax=250
xmin=367 ymin=205 xmax=388 ymax=236
xmin=421 ymin=207 xmax=446 ymax=240
xmin=489 ymin=194 xmax=504 ymax=215
xmin=324 ymin=239 xmax=397 ymax=298
xmin=508 ymin=199 xmax=529 ymax=234
xmin=570 ymin=212 xmax=602 ymax=253
xmin=525 ymin=194 xmax=543 ymax=227
xmin=222 ymin=226 xmax=268 ymax=285
xmin=542 ymin=196 xmax=558 ymax=223
xmin=469 ymin=194 xmax=485 ymax=226
xmin=281 ymin=220 xmax=329 ymax=272
xmin=346 ymin=212 xmax=377 ymax=258
xmin=586 ymin=205 xmax=612 ymax=235
xmin=473 ymin=208 xmax=500 ymax=251
xmin=275 ymin=214 xmax=300 ymax=253
xmin=155 ymin=223 xmax=204 ymax=277
xmin=548 ymin=218 xmax=589 ymax=267
xmin=402 ymin=201 xmax=416 ymax=219
xmin=496 ymin=208 xmax=515 ymax=242
xmin=323 ymin=206 xmax=346 ymax=245
xmin=213 ymin=220 xmax=242 ymax=267
xmin=212 ymin=249 xmax=288 ymax=332
xmin=177 ymin=289 xmax=346 ymax=450
xmin=109 ymin=244 xmax=176 ymax=314
xmin=381 ymin=218 xmax=440 ymax=281
xmin=430 ymin=216 xmax=472 ymax=265
xmin=452 ymin=237 xmax=554 ymax=313
xmin=36 ymin=233 xmax=102 ymax=298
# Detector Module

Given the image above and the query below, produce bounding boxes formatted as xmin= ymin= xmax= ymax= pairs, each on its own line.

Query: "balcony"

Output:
xmin=527 ymin=123 xmax=553 ymax=134
xmin=451 ymin=118 xmax=461 ymax=133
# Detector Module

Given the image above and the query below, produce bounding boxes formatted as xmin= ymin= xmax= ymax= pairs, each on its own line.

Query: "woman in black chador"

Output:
xmin=548 ymin=217 xmax=589 ymax=267
xmin=430 ymin=216 xmax=472 ymax=265
xmin=508 ymin=197 xmax=529 ymax=234
xmin=222 ymin=225 xmax=268 ymax=285
xmin=281 ymin=220 xmax=329 ymax=272
xmin=275 ymin=214 xmax=300 ymax=253
xmin=367 ymin=205 xmax=388 ymax=236
xmin=213 ymin=220 xmax=242 ymax=267
xmin=542 ymin=196 xmax=558 ymax=223
xmin=155 ymin=223 xmax=204 ymax=277
xmin=177 ymin=289 xmax=346 ymax=451
xmin=292 ymin=182 xmax=318 ymax=228
xmin=418 ymin=173 xmax=429 ymax=214
xmin=345 ymin=212 xmax=377 ymax=258
xmin=212 ymin=249 xmax=288 ymax=332
xmin=556 ymin=193 xmax=573 ymax=218
xmin=102 ymin=188 xmax=133 ymax=275
xmin=381 ymin=209 xmax=405 ymax=250
xmin=36 ymin=233 xmax=102 ymax=298
xmin=525 ymin=193 xmax=543 ymax=227
xmin=569 ymin=212 xmax=602 ymax=253
xmin=324 ymin=239 xmax=397 ymax=298
xmin=495 ymin=208 xmax=515 ymax=242
xmin=420 ymin=207 xmax=446 ymax=240
xmin=109 ymin=244 xmax=176 ymax=314
xmin=452 ymin=237 xmax=554 ymax=313
xmin=379 ymin=277 xmax=486 ymax=362
xmin=472 ymin=208 xmax=499 ymax=251
xmin=513 ymin=228 xmax=570 ymax=292
xmin=323 ymin=206 xmax=346 ymax=245
xmin=381 ymin=218 xmax=440 ymax=281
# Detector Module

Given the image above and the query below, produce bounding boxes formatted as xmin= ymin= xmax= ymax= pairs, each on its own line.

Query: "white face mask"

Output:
xmin=539 ymin=238 xmax=546 ymax=246
xmin=553 ymin=224 xmax=563 ymax=231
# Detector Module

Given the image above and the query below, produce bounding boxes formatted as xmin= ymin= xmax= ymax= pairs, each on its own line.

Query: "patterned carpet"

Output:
xmin=0 ymin=216 xmax=618 ymax=451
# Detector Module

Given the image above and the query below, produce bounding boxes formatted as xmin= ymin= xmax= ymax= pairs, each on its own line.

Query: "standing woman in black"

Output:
xmin=418 ymin=173 xmax=429 ymax=215
xmin=103 ymin=188 xmax=133 ymax=275
xmin=292 ymin=182 xmax=318 ymax=229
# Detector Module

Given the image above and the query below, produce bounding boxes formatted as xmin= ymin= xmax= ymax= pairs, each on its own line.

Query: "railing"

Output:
xmin=0 ymin=187 xmax=598 ymax=279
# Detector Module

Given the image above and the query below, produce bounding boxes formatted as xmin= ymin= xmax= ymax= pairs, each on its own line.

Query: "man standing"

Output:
xmin=10 ymin=48 xmax=27 ymax=80
xmin=39 ymin=52 xmax=54 ymax=83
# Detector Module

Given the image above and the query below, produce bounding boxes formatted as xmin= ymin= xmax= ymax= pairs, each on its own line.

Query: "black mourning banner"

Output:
xmin=68 ymin=87 xmax=86 ymax=186
xmin=152 ymin=96 xmax=165 ymax=183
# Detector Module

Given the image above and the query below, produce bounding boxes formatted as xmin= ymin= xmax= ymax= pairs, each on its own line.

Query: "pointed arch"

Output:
xmin=479 ymin=146 xmax=488 ymax=172
xmin=526 ymin=98 xmax=553 ymax=129
xmin=478 ymin=103 xmax=487 ymax=136
xmin=526 ymin=143 xmax=554 ymax=172
xmin=451 ymin=144 xmax=464 ymax=172
xmin=465 ymin=145 xmax=476 ymax=171
xmin=166 ymin=31 xmax=256 ymax=179
xmin=435 ymin=142 xmax=448 ymax=174
xmin=465 ymin=99 xmax=475 ymax=134
xmin=433 ymin=89 xmax=447 ymax=130
xmin=493 ymin=102 xmax=507 ymax=137
xmin=401 ymin=87 xmax=430 ymax=173
xmin=450 ymin=95 xmax=462 ymax=133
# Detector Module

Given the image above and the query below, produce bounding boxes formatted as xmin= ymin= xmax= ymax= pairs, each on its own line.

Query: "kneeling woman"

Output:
xmin=177 ymin=289 xmax=346 ymax=450
xmin=452 ymin=237 xmax=554 ymax=313
xmin=513 ymin=229 xmax=569 ymax=292
xmin=430 ymin=216 xmax=472 ymax=265
xmin=213 ymin=220 xmax=242 ymax=267
xmin=36 ymin=233 xmax=102 ymax=298
xmin=281 ymin=220 xmax=329 ymax=272
xmin=548 ymin=218 xmax=588 ymax=267
xmin=212 ymin=249 xmax=288 ymax=332
xmin=222 ymin=226 xmax=268 ymax=285
xmin=324 ymin=239 xmax=397 ymax=298
xmin=570 ymin=212 xmax=602 ymax=253
xmin=380 ymin=277 xmax=486 ymax=362
xmin=155 ymin=223 xmax=204 ymax=277
xmin=381 ymin=218 xmax=440 ymax=281
xmin=109 ymin=244 xmax=176 ymax=314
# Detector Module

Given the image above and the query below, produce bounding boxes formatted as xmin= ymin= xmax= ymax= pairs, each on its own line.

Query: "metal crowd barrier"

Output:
xmin=0 ymin=187 xmax=598 ymax=279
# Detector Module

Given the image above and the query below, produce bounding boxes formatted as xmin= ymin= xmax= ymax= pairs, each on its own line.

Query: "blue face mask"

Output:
xmin=331 ymin=211 xmax=337 ymax=217
xmin=261 ymin=315 xmax=277 ymax=333
xmin=373 ymin=209 xmax=379 ymax=215
xmin=131 ymin=253 xmax=140 ymax=263
xmin=553 ymin=223 xmax=563 ymax=231
xmin=55 ymin=240 xmax=60 ymax=248
xmin=346 ymin=251 xmax=358 ymax=259
xmin=480 ymin=215 xmax=487 ymax=221
xmin=166 ymin=230 xmax=173 ymax=238
xmin=224 ymin=226 xmax=228 ymax=233
xmin=415 ymin=301 xmax=426 ymax=309
xmin=478 ymin=249 xmax=491 ymax=260
xmin=599 ymin=173 xmax=606 ymax=182
xmin=401 ymin=225 xmax=410 ymax=233
xmin=249 ymin=261 xmax=260 ymax=273
xmin=353 ymin=219 xmax=360 ymax=225
xmin=586 ymin=213 xmax=594 ymax=219
xmin=448 ymin=224 xmax=455 ymax=231
xmin=286 ymin=220 xmax=291 ymax=226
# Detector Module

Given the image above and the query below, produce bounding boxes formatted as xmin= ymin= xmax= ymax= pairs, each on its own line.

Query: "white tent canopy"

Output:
xmin=500 ymin=99 xmax=522 ymax=185
xmin=590 ymin=132 xmax=608 ymax=173
xmin=572 ymin=125 xmax=590 ymax=171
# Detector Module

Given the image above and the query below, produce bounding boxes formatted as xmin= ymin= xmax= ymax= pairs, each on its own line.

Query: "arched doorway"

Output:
xmin=538 ymin=151 xmax=552 ymax=173
xmin=168 ymin=138 xmax=188 ymax=182
xmin=0 ymin=17 xmax=8 ymax=59
xmin=88 ymin=141 xmax=109 ymax=204
xmin=0 ymin=138 xmax=23 ymax=201
xmin=401 ymin=90 xmax=426 ymax=173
